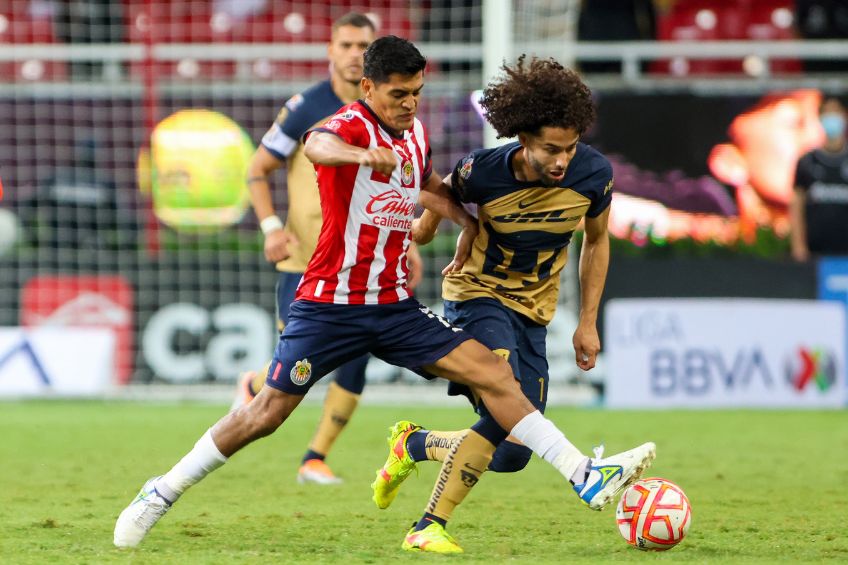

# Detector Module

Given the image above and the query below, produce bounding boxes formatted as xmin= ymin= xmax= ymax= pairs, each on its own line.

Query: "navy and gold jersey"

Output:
xmin=261 ymin=80 xmax=344 ymax=272
xmin=443 ymin=141 xmax=613 ymax=325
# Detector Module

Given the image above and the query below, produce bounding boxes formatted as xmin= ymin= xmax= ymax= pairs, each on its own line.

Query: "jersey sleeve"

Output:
xmin=260 ymin=93 xmax=312 ymax=161
xmin=449 ymin=151 xmax=481 ymax=203
xmin=306 ymin=110 xmax=370 ymax=148
xmin=794 ymin=153 xmax=813 ymax=192
xmin=585 ymin=159 xmax=614 ymax=218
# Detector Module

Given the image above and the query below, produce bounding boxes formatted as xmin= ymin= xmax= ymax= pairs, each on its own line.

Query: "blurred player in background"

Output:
xmin=791 ymin=96 xmax=848 ymax=261
xmin=114 ymin=37 xmax=655 ymax=550
xmin=238 ymin=12 xmax=422 ymax=485
xmin=372 ymin=56 xmax=637 ymax=553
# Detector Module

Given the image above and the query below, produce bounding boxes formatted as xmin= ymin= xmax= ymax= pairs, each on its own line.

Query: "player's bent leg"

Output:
xmin=419 ymin=429 xmax=495 ymax=523
xmin=213 ymin=385 xmax=305 ymax=456
xmin=489 ymin=439 xmax=533 ymax=473
xmin=371 ymin=420 xmax=422 ymax=508
xmin=114 ymin=387 xmax=304 ymax=548
xmin=424 ymin=339 xmax=534 ymax=433
xmin=427 ymin=341 xmax=658 ymax=505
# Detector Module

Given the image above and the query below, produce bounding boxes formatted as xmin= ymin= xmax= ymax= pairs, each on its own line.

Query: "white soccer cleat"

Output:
xmin=114 ymin=476 xmax=172 ymax=547
xmin=573 ymin=442 xmax=656 ymax=511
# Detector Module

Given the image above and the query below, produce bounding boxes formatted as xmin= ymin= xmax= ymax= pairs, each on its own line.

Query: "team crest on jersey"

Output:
xmin=290 ymin=358 xmax=312 ymax=385
xmin=459 ymin=156 xmax=474 ymax=180
xmin=284 ymin=93 xmax=304 ymax=112
xmin=323 ymin=119 xmax=342 ymax=132
xmin=401 ymin=160 xmax=414 ymax=185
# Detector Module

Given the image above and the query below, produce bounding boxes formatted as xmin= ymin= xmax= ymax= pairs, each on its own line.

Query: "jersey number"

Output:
xmin=482 ymin=243 xmax=563 ymax=288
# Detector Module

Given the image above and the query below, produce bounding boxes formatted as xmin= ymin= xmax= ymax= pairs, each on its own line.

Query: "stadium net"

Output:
xmin=0 ymin=0 xmax=588 ymax=400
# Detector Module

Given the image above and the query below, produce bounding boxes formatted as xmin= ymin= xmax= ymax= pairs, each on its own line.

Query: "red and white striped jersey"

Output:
xmin=296 ymin=100 xmax=432 ymax=305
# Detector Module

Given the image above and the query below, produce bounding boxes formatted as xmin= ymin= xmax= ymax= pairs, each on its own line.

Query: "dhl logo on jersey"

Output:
xmin=491 ymin=209 xmax=583 ymax=224
xmin=482 ymin=187 xmax=591 ymax=234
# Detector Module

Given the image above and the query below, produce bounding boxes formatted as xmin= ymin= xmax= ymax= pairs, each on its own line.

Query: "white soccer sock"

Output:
xmin=510 ymin=411 xmax=589 ymax=483
xmin=156 ymin=430 xmax=228 ymax=502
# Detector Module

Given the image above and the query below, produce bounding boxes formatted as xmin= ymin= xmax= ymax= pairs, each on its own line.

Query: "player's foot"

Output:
xmin=402 ymin=522 xmax=463 ymax=554
xmin=297 ymin=459 xmax=343 ymax=485
xmin=371 ymin=420 xmax=421 ymax=509
xmin=113 ymin=476 xmax=172 ymax=547
xmin=574 ymin=442 xmax=656 ymax=511
xmin=229 ymin=370 xmax=260 ymax=410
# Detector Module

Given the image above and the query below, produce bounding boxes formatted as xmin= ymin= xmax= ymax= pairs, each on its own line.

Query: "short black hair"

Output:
xmin=363 ymin=35 xmax=426 ymax=84
xmin=481 ymin=55 xmax=596 ymax=138
xmin=332 ymin=12 xmax=376 ymax=33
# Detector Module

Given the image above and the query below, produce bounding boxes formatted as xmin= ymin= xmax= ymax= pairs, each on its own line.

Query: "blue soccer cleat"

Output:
xmin=574 ymin=442 xmax=656 ymax=510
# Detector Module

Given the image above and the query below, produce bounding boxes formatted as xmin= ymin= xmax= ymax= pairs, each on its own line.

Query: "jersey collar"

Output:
xmin=358 ymin=99 xmax=406 ymax=140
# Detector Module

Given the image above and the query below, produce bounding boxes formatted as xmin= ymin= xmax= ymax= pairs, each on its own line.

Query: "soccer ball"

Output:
xmin=615 ymin=477 xmax=691 ymax=551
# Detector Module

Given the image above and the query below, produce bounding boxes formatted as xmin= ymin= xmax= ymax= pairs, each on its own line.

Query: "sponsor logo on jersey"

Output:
xmin=366 ymin=189 xmax=415 ymax=230
xmin=604 ymin=177 xmax=614 ymax=195
xmin=517 ymin=196 xmax=547 ymax=209
xmin=290 ymin=358 xmax=312 ymax=385
xmin=492 ymin=209 xmax=582 ymax=223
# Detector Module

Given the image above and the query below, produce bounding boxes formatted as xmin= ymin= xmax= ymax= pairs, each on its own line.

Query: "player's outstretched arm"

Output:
xmin=419 ymin=172 xmax=478 ymax=274
xmin=304 ymin=131 xmax=397 ymax=175
xmin=247 ymin=145 xmax=298 ymax=264
xmin=573 ymin=207 xmax=611 ymax=371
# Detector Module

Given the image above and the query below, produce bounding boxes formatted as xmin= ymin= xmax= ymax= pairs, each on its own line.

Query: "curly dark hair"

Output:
xmin=364 ymin=35 xmax=426 ymax=84
xmin=481 ymin=55 xmax=596 ymax=138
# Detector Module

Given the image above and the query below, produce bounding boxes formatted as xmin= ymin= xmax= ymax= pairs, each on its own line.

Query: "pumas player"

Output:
xmin=372 ymin=56 xmax=654 ymax=553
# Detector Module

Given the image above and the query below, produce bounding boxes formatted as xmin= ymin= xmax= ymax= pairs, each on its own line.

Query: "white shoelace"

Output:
xmin=133 ymin=495 xmax=169 ymax=529
xmin=592 ymin=444 xmax=605 ymax=462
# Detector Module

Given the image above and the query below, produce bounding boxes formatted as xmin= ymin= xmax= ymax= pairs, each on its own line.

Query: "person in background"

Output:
xmin=791 ymin=96 xmax=848 ymax=261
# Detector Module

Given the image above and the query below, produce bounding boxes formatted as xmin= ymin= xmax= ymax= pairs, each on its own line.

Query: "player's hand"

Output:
xmin=264 ymin=229 xmax=298 ymax=263
xmin=572 ymin=322 xmax=600 ymax=371
xmin=441 ymin=223 xmax=478 ymax=275
xmin=405 ymin=243 xmax=424 ymax=291
xmin=358 ymin=147 xmax=398 ymax=176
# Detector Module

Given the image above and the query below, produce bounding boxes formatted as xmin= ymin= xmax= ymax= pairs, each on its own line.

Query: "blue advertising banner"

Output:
xmin=818 ymin=258 xmax=848 ymax=406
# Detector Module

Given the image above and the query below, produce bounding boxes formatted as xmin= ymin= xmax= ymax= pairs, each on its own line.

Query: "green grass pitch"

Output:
xmin=1 ymin=401 xmax=846 ymax=563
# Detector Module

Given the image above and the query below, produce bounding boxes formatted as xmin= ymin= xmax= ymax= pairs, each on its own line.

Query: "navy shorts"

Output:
xmin=445 ymin=298 xmax=549 ymax=413
xmin=275 ymin=272 xmax=370 ymax=394
xmin=265 ymin=298 xmax=473 ymax=394
xmin=275 ymin=271 xmax=304 ymax=329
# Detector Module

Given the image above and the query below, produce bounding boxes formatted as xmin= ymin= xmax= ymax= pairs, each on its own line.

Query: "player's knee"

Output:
xmin=478 ymin=356 xmax=517 ymax=397
xmin=489 ymin=441 xmax=532 ymax=473
xmin=241 ymin=394 xmax=289 ymax=438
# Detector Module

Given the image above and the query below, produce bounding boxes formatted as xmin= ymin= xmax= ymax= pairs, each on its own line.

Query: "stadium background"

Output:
xmin=0 ymin=0 xmax=846 ymax=405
